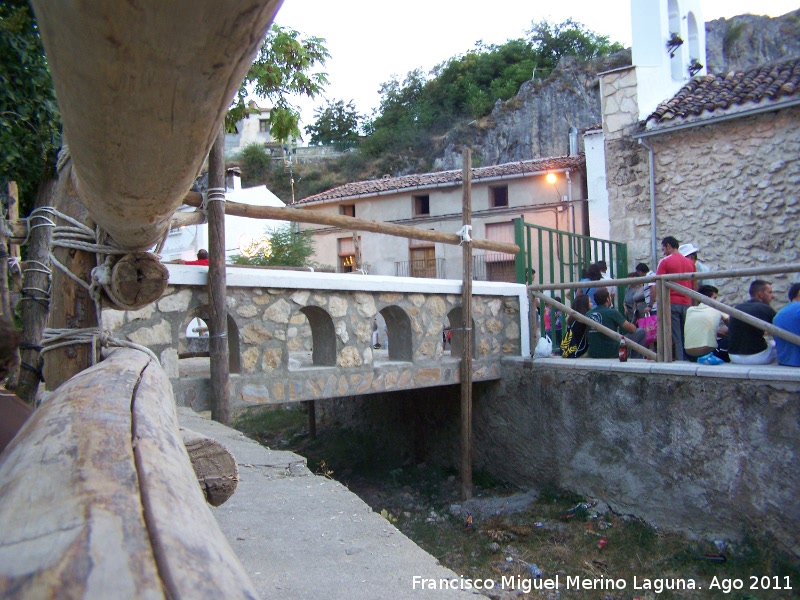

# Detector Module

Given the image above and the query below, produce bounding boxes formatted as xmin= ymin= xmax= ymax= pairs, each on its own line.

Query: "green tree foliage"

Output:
xmin=526 ymin=18 xmax=624 ymax=74
xmin=362 ymin=19 xmax=623 ymax=160
xmin=227 ymin=24 xmax=329 ymax=144
xmin=0 ymin=1 xmax=61 ymax=212
xmin=230 ymin=224 xmax=315 ymax=267
xmin=305 ymin=99 xmax=362 ymax=148
xmin=238 ymin=143 xmax=273 ymax=186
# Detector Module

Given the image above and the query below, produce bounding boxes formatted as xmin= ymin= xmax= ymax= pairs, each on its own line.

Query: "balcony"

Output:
xmin=395 ymin=258 xmax=446 ymax=279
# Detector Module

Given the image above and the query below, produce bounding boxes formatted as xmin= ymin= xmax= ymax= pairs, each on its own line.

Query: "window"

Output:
xmin=490 ymin=186 xmax=509 ymax=208
xmin=484 ymin=222 xmax=516 ymax=282
xmin=259 ymin=119 xmax=269 ymax=133
xmin=413 ymin=195 xmax=430 ymax=217
xmin=340 ymin=204 xmax=355 ymax=218
xmin=338 ymin=236 xmax=360 ymax=272
xmin=338 ymin=237 xmax=355 ymax=272
xmin=409 ymin=246 xmax=436 ymax=278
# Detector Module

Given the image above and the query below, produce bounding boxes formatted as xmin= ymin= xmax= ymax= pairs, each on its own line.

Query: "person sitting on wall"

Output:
xmin=560 ymin=294 xmax=591 ymax=358
xmin=624 ymin=272 xmax=647 ymax=325
xmin=684 ymin=284 xmax=730 ymax=365
xmin=577 ymin=263 xmax=603 ymax=308
xmin=728 ymin=279 xmax=777 ymax=365
xmin=586 ymin=287 xmax=647 ymax=358
xmin=774 ymin=282 xmax=800 ymax=367
xmin=179 ymin=249 xmax=209 ymax=265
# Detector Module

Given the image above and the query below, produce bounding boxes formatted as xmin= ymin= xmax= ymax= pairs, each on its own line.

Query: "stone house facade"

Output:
xmin=294 ymin=155 xmax=588 ymax=282
xmin=599 ymin=59 xmax=800 ymax=304
xmin=586 ymin=0 xmax=800 ymax=304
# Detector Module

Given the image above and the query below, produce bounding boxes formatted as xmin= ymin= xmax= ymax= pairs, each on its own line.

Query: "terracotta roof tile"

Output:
xmin=296 ymin=154 xmax=584 ymax=205
xmin=647 ymin=58 xmax=800 ymax=125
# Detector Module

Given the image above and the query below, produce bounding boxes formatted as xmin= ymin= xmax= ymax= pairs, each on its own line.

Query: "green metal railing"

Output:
xmin=513 ymin=218 xmax=628 ymax=350
xmin=514 ymin=218 xmax=627 ymax=295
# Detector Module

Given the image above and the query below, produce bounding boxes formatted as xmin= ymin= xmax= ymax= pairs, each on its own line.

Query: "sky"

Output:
xmin=271 ymin=0 xmax=799 ymax=139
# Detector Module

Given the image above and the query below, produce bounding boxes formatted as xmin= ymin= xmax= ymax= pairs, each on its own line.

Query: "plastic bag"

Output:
xmin=534 ymin=335 xmax=552 ymax=358
xmin=639 ymin=315 xmax=658 ymax=345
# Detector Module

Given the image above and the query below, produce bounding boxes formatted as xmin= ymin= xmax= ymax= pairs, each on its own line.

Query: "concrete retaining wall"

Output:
xmin=474 ymin=358 xmax=800 ymax=557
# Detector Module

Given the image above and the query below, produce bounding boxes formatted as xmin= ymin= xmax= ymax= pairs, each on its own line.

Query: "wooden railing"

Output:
xmin=0 ymin=349 xmax=255 ymax=598
xmin=528 ymin=263 xmax=800 ymax=361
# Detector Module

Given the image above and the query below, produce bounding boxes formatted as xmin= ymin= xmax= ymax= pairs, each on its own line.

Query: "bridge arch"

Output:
xmin=179 ymin=306 xmax=241 ymax=374
xmin=379 ymin=305 xmax=412 ymax=362
xmin=299 ymin=305 xmax=336 ymax=366
xmin=446 ymin=307 xmax=476 ymax=359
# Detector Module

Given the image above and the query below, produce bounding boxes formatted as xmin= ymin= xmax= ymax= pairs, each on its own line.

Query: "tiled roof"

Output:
xmin=295 ymin=154 xmax=585 ymax=205
xmin=647 ymin=57 xmax=800 ymax=126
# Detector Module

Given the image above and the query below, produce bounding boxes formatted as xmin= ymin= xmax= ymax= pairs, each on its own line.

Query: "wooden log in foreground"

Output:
xmin=30 ymin=0 xmax=282 ymax=250
xmin=0 ymin=349 xmax=256 ymax=599
xmin=181 ymin=428 xmax=239 ymax=507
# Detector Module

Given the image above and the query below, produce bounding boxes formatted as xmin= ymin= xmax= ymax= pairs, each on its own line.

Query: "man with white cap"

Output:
xmin=679 ymin=242 xmax=710 ymax=288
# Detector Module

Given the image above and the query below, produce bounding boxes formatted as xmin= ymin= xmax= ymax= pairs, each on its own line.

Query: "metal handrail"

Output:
xmin=528 ymin=262 xmax=800 ymax=361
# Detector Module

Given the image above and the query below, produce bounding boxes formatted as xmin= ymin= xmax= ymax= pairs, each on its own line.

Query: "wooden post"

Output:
xmin=352 ymin=231 xmax=362 ymax=271
xmin=306 ymin=400 xmax=317 ymax=440
xmin=43 ymin=159 xmax=98 ymax=390
xmin=659 ymin=279 xmax=672 ymax=362
xmin=14 ymin=179 xmax=58 ymax=404
xmin=207 ymin=127 xmax=231 ymax=425
xmin=460 ymin=148 xmax=473 ymax=501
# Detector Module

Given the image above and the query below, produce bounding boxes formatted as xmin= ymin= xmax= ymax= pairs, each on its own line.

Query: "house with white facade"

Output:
xmin=159 ymin=169 xmax=287 ymax=263
xmin=294 ymin=155 xmax=587 ymax=282
xmin=585 ymin=0 xmax=800 ymax=301
xmin=224 ymin=102 xmax=275 ymax=158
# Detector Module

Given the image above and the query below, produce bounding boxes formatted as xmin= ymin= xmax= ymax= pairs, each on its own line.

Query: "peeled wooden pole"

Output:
xmin=207 ymin=128 xmax=231 ymax=425
xmin=29 ymin=0 xmax=282 ymax=250
xmin=460 ymin=148 xmax=473 ymax=501
xmin=181 ymin=194 xmax=520 ymax=255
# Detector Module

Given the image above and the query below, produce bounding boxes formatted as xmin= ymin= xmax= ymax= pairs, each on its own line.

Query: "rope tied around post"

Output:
xmin=203 ymin=187 xmax=226 ymax=213
xmin=41 ymin=327 xmax=160 ymax=365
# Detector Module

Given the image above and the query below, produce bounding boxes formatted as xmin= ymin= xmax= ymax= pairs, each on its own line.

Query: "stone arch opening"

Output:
xmin=446 ymin=307 xmax=476 ymax=359
xmin=668 ymin=0 xmax=683 ymax=81
xmin=178 ymin=306 xmax=241 ymax=375
xmin=298 ymin=305 xmax=336 ymax=366
xmin=379 ymin=305 xmax=412 ymax=362
xmin=687 ymin=12 xmax=700 ymax=66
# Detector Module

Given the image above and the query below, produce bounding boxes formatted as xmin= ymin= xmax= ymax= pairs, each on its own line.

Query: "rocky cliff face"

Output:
xmin=706 ymin=9 xmax=800 ymax=73
xmin=436 ymin=9 xmax=800 ymax=170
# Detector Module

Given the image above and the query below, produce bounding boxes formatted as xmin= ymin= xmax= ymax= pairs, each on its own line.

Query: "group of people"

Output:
xmin=553 ymin=236 xmax=800 ymax=367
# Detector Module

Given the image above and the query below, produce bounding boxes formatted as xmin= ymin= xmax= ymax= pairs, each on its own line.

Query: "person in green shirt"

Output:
xmin=586 ymin=287 xmax=647 ymax=358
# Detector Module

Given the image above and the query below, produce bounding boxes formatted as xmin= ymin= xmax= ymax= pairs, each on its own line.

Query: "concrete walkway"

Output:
xmin=178 ymin=408 xmax=477 ymax=600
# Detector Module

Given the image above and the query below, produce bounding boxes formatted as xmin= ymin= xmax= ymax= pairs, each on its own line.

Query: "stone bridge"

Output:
xmin=106 ymin=265 xmax=529 ymax=411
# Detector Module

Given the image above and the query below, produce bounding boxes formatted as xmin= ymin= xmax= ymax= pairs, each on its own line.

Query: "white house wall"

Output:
xmin=299 ymin=170 xmax=587 ymax=282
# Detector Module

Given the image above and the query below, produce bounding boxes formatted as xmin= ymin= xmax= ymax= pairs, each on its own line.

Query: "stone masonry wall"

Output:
xmin=104 ymin=276 xmax=523 ymax=408
xmin=473 ymin=359 xmax=800 ymax=558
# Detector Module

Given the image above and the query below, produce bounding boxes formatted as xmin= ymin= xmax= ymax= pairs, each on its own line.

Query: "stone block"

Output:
xmin=127 ymin=319 xmax=173 ymax=346
xmin=236 ymin=304 xmax=258 ymax=318
xmin=157 ymin=289 xmax=193 ymax=312
xmin=263 ymin=298 xmax=291 ymax=323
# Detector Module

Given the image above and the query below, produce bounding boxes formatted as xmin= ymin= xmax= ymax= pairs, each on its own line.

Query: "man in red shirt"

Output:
xmin=656 ymin=236 xmax=696 ymax=360
xmin=183 ymin=249 xmax=209 ymax=266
